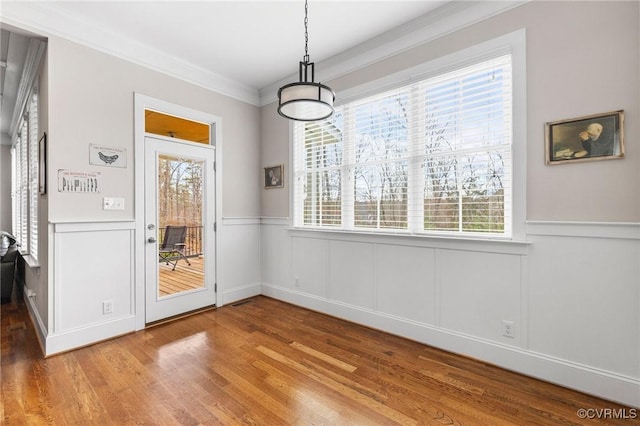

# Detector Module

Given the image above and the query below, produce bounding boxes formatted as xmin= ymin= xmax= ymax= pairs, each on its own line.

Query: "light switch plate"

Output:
xmin=103 ymin=197 xmax=125 ymax=210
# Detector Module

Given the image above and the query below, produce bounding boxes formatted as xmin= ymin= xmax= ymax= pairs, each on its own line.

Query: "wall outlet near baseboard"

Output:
xmin=103 ymin=300 xmax=114 ymax=314
xmin=502 ymin=320 xmax=515 ymax=338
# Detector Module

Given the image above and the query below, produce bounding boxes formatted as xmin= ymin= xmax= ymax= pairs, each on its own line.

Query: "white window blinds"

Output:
xmin=28 ymin=93 xmax=39 ymax=260
xmin=11 ymin=92 xmax=39 ymax=260
xmin=19 ymin=122 xmax=28 ymax=245
xmin=294 ymin=54 xmax=513 ymax=237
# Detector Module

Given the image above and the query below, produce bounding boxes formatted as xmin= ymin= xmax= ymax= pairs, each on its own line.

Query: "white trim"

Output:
xmin=220 ymin=282 xmax=261 ymax=306
xmin=0 ymin=0 xmax=526 ymax=108
xmin=222 ymin=217 xmax=261 ymax=226
xmin=45 ymin=316 xmax=137 ymax=357
xmin=288 ymin=227 xmax=530 ymax=255
xmin=260 ymin=1 xmax=528 ymax=106
xmin=261 ymin=217 xmax=289 ymax=226
xmin=0 ymin=2 xmax=259 ymax=106
xmin=52 ymin=220 xmax=135 ymax=233
xmin=261 ymin=283 xmax=640 ymax=408
xmin=527 ymin=221 xmax=640 ymax=240
xmin=20 ymin=254 xmax=40 ymax=269
xmin=134 ymin=93 xmax=223 ymax=330
xmin=21 ymin=281 xmax=47 ymax=355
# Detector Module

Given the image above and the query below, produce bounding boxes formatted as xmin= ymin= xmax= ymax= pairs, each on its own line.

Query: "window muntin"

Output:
xmin=294 ymin=54 xmax=513 ymax=238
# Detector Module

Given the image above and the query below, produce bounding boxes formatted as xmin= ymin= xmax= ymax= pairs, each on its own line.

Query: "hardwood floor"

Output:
xmin=2 ymin=296 xmax=637 ymax=425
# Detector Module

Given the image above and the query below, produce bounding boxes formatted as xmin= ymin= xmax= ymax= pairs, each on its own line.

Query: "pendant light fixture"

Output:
xmin=277 ymin=0 xmax=335 ymax=122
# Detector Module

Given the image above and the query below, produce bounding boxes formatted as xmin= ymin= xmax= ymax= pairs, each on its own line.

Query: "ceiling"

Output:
xmin=1 ymin=1 xmax=523 ymax=140
xmin=43 ymin=1 xmax=450 ymax=90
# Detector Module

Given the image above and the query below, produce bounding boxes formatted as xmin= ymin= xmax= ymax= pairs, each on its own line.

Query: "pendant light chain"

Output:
xmin=277 ymin=0 xmax=335 ymax=122
xmin=303 ymin=0 xmax=310 ymax=64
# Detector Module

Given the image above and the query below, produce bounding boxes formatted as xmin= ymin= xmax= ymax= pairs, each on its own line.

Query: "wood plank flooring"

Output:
xmin=159 ymin=256 xmax=204 ymax=296
xmin=2 ymin=296 xmax=638 ymax=425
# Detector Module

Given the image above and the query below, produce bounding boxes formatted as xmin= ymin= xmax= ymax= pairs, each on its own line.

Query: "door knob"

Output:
xmin=147 ymin=224 xmax=156 ymax=230
xmin=148 ymin=237 xmax=157 ymax=243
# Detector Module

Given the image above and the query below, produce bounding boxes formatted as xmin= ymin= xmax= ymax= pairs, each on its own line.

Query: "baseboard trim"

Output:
xmin=220 ymin=282 xmax=261 ymax=307
xmin=44 ymin=315 xmax=136 ymax=357
xmin=261 ymin=282 xmax=640 ymax=408
xmin=21 ymin=284 xmax=47 ymax=356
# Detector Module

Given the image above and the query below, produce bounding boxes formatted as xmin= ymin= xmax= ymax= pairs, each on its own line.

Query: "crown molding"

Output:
xmin=1 ymin=1 xmax=527 ymax=109
xmin=259 ymin=1 xmax=528 ymax=106
xmin=0 ymin=2 xmax=261 ymax=106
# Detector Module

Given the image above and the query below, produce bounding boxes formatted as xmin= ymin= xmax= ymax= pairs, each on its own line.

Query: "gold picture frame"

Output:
xmin=545 ymin=110 xmax=624 ymax=165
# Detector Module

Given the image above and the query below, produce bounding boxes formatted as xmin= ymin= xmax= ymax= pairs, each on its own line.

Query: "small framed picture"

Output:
xmin=545 ymin=110 xmax=624 ymax=165
xmin=39 ymin=132 xmax=47 ymax=194
xmin=264 ymin=165 xmax=284 ymax=189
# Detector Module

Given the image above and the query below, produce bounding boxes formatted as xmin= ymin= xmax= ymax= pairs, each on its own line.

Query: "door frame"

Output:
xmin=134 ymin=93 xmax=223 ymax=330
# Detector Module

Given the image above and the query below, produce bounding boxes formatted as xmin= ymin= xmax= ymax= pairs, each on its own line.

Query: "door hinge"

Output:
xmin=214 ymin=283 xmax=217 ymax=292
xmin=214 ymin=222 xmax=217 ymax=232
xmin=213 ymin=161 xmax=216 ymax=172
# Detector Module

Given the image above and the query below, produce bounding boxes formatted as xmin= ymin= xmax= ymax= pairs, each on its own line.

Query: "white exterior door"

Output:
xmin=144 ymin=135 xmax=216 ymax=323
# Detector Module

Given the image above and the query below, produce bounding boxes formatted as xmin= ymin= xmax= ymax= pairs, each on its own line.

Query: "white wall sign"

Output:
xmin=89 ymin=144 xmax=127 ymax=168
xmin=58 ymin=170 xmax=101 ymax=193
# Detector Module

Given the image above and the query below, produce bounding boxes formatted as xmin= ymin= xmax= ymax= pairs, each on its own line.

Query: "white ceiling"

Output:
xmin=45 ymin=1 xmax=450 ymax=90
xmin=1 ymin=0 xmax=524 ymax=137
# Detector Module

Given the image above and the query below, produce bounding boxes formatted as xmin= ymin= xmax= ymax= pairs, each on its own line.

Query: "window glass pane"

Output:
xmin=424 ymin=155 xmax=459 ymax=231
xmin=303 ymin=170 xmax=341 ymax=227
xmin=354 ymin=90 xmax=409 ymax=163
xmin=354 ymin=161 xmax=408 ymax=229
xmin=300 ymin=118 xmax=343 ymax=227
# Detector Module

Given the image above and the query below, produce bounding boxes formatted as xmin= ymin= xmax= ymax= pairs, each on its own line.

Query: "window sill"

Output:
xmin=288 ymin=227 xmax=530 ymax=255
xmin=19 ymin=252 xmax=40 ymax=269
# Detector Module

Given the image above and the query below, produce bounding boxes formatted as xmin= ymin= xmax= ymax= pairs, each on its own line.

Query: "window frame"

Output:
xmin=11 ymin=88 xmax=40 ymax=263
xmin=290 ymin=29 xmax=526 ymax=242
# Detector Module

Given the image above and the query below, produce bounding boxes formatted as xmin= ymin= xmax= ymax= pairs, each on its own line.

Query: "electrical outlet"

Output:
xmin=103 ymin=300 xmax=114 ymax=315
xmin=294 ymin=276 xmax=300 ymax=287
xmin=502 ymin=320 xmax=515 ymax=338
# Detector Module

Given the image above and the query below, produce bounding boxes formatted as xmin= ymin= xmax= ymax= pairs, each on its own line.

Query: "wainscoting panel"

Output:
xmin=375 ymin=244 xmax=436 ymax=325
xmin=527 ymin=230 xmax=640 ymax=378
xmin=292 ymin=236 xmax=328 ymax=298
xmin=328 ymin=240 xmax=375 ymax=309
xmin=49 ymin=221 xmax=136 ymax=355
xmin=218 ymin=218 xmax=261 ymax=306
xmin=439 ymin=249 xmax=522 ymax=346
xmin=261 ymin=221 xmax=640 ymax=407
xmin=260 ymin=218 xmax=291 ymax=291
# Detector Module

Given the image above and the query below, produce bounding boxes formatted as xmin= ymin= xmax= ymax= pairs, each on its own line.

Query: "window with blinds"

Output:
xmin=294 ymin=54 xmax=513 ymax=237
xmin=11 ymin=92 xmax=39 ymax=261
xmin=28 ymin=94 xmax=39 ymax=259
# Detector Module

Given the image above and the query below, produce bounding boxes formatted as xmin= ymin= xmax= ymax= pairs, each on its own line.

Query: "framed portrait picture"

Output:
xmin=545 ymin=110 xmax=624 ymax=165
xmin=39 ymin=132 xmax=47 ymax=194
xmin=264 ymin=165 xmax=284 ymax=189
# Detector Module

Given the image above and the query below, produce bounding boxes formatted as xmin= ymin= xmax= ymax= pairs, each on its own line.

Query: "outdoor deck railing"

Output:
xmin=159 ymin=225 xmax=203 ymax=258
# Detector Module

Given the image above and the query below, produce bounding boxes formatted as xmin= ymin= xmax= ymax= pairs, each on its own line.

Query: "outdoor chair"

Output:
xmin=158 ymin=225 xmax=191 ymax=271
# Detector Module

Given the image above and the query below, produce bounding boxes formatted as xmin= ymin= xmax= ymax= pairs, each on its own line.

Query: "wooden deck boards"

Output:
xmin=158 ymin=256 xmax=204 ymax=296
